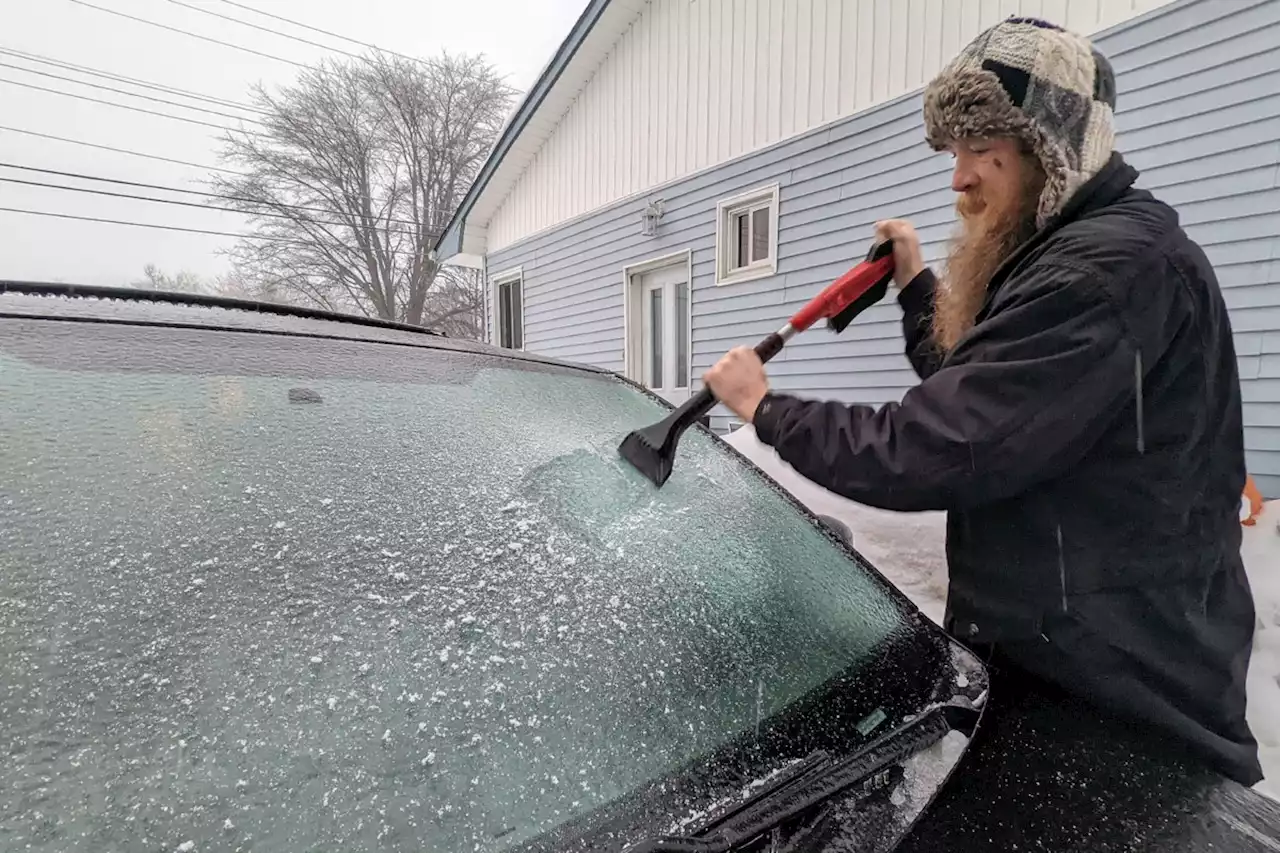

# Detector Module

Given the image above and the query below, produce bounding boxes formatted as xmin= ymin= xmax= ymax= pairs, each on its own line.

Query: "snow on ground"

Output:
xmin=723 ymin=425 xmax=1280 ymax=800
xmin=1244 ymin=509 xmax=1280 ymax=801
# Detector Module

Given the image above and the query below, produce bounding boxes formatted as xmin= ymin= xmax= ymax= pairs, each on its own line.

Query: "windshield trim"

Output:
xmin=0 ymin=311 xmax=613 ymax=380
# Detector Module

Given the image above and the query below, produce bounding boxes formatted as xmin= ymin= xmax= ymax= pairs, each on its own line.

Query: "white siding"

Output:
xmin=486 ymin=0 xmax=1173 ymax=252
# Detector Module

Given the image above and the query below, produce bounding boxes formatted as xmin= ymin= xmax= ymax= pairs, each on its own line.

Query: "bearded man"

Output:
xmin=704 ymin=17 xmax=1262 ymax=785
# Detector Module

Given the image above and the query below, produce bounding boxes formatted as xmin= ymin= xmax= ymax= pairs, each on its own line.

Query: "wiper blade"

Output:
xmin=623 ymin=706 xmax=960 ymax=853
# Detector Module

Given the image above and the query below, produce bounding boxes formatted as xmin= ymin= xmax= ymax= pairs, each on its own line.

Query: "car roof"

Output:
xmin=0 ymin=281 xmax=610 ymax=376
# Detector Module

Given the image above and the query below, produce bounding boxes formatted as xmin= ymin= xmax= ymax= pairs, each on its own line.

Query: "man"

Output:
xmin=704 ymin=17 xmax=1263 ymax=785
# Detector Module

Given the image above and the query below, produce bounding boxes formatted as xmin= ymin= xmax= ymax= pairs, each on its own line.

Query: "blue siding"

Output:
xmin=484 ymin=0 xmax=1280 ymax=498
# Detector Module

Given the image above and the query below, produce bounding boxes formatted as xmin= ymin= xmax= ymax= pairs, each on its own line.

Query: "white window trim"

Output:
xmin=714 ymin=183 xmax=780 ymax=286
xmin=490 ymin=266 xmax=524 ymax=351
xmin=621 ymin=250 xmax=693 ymax=388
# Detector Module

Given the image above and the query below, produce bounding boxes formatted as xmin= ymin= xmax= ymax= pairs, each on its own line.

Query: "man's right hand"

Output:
xmin=874 ymin=219 xmax=926 ymax=289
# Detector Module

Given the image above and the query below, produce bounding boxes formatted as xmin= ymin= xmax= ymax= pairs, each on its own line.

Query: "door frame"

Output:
xmin=621 ymin=250 xmax=693 ymax=397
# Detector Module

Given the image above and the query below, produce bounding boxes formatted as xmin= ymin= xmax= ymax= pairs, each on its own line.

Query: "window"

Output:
xmin=493 ymin=270 xmax=523 ymax=349
xmin=647 ymin=285 xmax=663 ymax=386
xmin=642 ymin=278 xmax=690 ymax=391
xmin=675 ymin=279 xmax=689 ymax=388
xmin=715 ymin=183 xmax=780 ymax=285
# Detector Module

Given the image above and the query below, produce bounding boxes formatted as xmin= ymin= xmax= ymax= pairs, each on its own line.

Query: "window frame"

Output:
xmin=490 ymin=267 xmax=525 ymax=351
xmin=715 ymin=183 xmax=780 ymax=286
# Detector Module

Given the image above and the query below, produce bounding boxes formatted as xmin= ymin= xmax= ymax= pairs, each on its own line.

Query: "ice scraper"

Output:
xmin=618 ymin=239 xmax=896 ymax=487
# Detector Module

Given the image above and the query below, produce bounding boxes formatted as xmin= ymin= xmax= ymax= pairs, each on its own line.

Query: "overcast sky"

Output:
xmin=0 ymin=0 xmax=587 ymax=286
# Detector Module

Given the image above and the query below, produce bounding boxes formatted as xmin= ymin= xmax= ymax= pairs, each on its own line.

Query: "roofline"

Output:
xmin=433 ymin=0 xmax=614 ymax=262
xmin=0 ymin=281 xmax=445 ymax=338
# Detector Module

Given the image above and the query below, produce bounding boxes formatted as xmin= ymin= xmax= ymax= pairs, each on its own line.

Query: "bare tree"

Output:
xmin=137 ymin=264 xmax=208 ymax=293
xmin=211 ymin=51 xmax=513 ymax=333
xmin=426 ymin=266 xmax=485 ymax=338
xmin=133 ymin=266 xmax=279 ymax=304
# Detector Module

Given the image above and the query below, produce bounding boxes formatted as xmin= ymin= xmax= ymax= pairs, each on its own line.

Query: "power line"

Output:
xmin=0 ymin=52 xmax=406 ymax=167
xmin=0 ymin=125 xmax=244 ymax=175
xmin=0 ymin=175 xmax=420 ymax=236
xmin=214 ymin=0 xmax=420 ymax=64
xmin=0 ymin=128 xmax=442 ymax=209
xmin=1 ymin=65 xmax=421 ymax=172
xmin=0 ymin=45 xmax=266 ymax=115
xmin=0 ymin=76 xmax=262 ymax=137
xmin=0 ymin=61 xmax=267 ymax=126
xmin=161 ymin=0 xmax=366 ymax=62
xmin=0 ymin=204 xmax=284 ymax=239
xmin=0 ymin=162 xmax=453 ymax=229
xmin=65 ymin=0 xmax=310 ymax=68
xmin=0 ymin=174 xmax=446 ymax=237
xmin=0 ymin=206 xmax=431 ymax=256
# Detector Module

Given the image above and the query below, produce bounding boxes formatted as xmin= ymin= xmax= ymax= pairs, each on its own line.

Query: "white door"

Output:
xmin=633 ymin=263 xmax=691 ymax=405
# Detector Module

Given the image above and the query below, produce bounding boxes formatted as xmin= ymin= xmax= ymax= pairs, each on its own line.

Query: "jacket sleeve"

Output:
xmin=752 ymin=262 xmax=1140 ymax=512
xmin=898 ymin=268 xmax=944 ymax=380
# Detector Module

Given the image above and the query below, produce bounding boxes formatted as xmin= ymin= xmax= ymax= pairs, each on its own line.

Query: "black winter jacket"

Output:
xmin=753 ymin=153 xmax=1263 ymax=785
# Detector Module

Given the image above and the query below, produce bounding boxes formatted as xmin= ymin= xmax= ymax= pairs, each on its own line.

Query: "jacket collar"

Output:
xmin=979 ymin=152 xmax=1139 ymax=309
xmin=1045 ymin=151 xmax=1139 ymax=229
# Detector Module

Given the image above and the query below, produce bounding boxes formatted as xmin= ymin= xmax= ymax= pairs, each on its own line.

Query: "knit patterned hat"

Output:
xmin=922 ymin=17 xmax=1118 ymax=227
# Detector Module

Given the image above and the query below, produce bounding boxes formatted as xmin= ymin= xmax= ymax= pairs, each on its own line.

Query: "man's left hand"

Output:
xmin=704 ymin=346 xmax=769 ymax=423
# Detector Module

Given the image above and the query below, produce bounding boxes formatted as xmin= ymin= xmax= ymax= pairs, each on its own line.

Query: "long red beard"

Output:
xmin=933 ymin=181 xmax=1041 ymax=353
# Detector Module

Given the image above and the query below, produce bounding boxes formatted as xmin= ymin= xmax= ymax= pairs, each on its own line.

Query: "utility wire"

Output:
xmin=0 ymin=161 xmax=453 ymax=229
xmin=0 ymin=173 xmax=448 ymax=236
xmin=0 ymin=45 xmax=266 ymax=115
xmin=2 ymin=71 xmax=411 ymax=172
xmin=0 ymin=204 xmax=292 ymax=239
xmin=0 ymin=206 xmax=433 ymax=255
xmin=0 ymin=76 xmax=263 ymax=136
xmin=0 ymin=175 xmax=438 ymax=238
xmin=65 ymin=0 xmax=310 ymax=68
xmin=0 ymin=56 xmax=406 ymax=171
xmin=0 ymin=61 xmax=267 ymax=125
xmin=0 ymin=125 xmax=244 ymax=175
xmin=161 ymin=0 xmax=366 ymax=62
xmin=214 ymin=0 xmax=421 ymax=64
xmin=0 ymin=127 xmax=439 ymax=206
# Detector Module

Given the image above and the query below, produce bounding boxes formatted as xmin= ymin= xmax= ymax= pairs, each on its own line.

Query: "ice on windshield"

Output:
xmin=0 ymin=325 xmax=917 ymax=852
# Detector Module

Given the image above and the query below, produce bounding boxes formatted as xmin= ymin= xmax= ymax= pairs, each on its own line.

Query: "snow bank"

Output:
xmin=721 ymin=426 xmax=1280 ymax=800
xmin=1243 ymin=508 xmax=1280 ymax=801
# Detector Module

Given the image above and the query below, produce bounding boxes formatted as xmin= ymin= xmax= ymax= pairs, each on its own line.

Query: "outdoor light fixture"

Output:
xmin=641 ymin=199 xmax=666 ymax=236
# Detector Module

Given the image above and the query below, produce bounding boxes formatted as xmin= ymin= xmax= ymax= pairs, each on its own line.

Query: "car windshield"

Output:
xmin=0 ymin=313 xmax=970 ymax=852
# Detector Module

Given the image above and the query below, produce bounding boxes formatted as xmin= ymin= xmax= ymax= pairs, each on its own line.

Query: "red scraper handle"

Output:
xmin=615 ymin=237 xmax=899 ymax=487
xmin=786 ymin=240 xmax=896 ymax=334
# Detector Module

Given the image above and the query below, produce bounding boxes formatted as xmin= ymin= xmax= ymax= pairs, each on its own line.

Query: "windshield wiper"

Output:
xmin=623 ymin=706 xmax=969 ymax=853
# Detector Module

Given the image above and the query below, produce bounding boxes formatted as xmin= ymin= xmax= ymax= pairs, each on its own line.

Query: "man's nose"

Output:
xmin=951 ymin=165 xmax=977 ymax=193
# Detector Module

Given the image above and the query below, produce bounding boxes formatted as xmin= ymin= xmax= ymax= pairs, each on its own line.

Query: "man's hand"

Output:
xmin=704 ymin=346 xmax=769 ymax=424
xmin=874 ymin=219 xmax=926 ymax=289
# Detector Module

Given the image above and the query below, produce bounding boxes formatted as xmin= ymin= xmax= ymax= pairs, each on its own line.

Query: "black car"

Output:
xmin=2 ymin=283 xmax=1277 ymax=853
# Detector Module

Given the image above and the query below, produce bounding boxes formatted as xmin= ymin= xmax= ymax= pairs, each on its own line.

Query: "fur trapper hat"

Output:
xmin=923 ymin=17 xmax=1118 ymax=227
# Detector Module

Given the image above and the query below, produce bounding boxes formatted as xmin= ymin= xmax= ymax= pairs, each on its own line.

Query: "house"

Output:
xmin=435 ymin=0 xmax=1280 ymax=498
